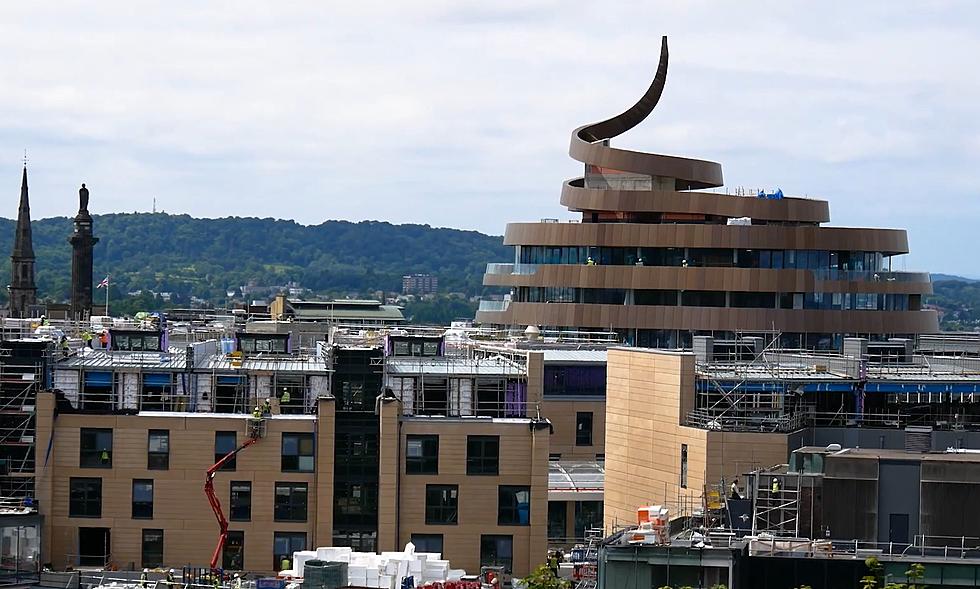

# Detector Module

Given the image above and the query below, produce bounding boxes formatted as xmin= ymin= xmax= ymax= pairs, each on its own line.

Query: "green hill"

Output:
xmin=0 ymin=213 xmax=509 ymax=305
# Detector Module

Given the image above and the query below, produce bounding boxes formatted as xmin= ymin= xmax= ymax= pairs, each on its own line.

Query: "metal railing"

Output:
xmin=406 ymin=398 xmax=541 ymax=420
xmin=477 ymin=300 xmax=510 ymax=313
xmin=485 ymin=263 xmax=539 ymax=276
xmin=748 ymin=535 xmax=980 ymax=562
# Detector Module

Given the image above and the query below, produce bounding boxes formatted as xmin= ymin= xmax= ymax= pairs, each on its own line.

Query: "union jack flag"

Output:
xmin=97 ymin=275 xmax=109 ymax=289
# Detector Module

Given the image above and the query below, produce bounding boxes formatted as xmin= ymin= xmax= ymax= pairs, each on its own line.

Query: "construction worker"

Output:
xmin=771 ymin=477 xmax=780 ymax=493
xmin=280 ymin=387 xmax=291 ymax=406
xmin=252 ymin=406 xmax=262 ymax=420
xmin=586 ymin=257 xmax=596 ymax=266
xmin=166 ymin=569 xmax=176 ymax=587
xmin=139 ymin=569 xmax=149 ymax=588
xmin=212 ymin=573 xmax=221 ymax=589
xmin=100 ymin=447 xmax=110 ymax=465
xmin=232 ymin=574 xmax=242 ymax=589
xmin=730 ymin=478 xmax=741 ymax=500
xmin=262 ymin=398 xmax=272 ymax=416
xmin=60 ymin=335 xmax=70 ymax=358
xmin=82 ymin=330 xmax=93 ymax=348
xmin=99 ymin=330 xmax=109 ymax=348
xmin=280 ymin=557 xmax=290 ymax=572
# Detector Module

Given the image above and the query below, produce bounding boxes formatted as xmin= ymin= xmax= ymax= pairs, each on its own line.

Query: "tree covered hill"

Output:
xmin=0 ymin=213 xmax=510 ymax=303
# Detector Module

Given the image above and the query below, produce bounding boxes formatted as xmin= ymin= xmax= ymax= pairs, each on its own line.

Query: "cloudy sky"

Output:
xmin=1 ymin=1 xmax=978 ymax=275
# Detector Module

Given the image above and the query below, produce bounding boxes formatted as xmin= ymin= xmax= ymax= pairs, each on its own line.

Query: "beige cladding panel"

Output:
xmin=41 ymin=405 xmax=330 ymax=573
xmin=396 ymin=420 xmax=548 ymax=577
xmin=540 ymin=400 xmax=605 ymax=459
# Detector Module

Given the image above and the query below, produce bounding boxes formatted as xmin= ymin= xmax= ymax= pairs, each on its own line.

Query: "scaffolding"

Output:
xmin=0 ymin=341 xmax=51 ymax=501
xmin=748 ymin=469 xmax=802 ymax=537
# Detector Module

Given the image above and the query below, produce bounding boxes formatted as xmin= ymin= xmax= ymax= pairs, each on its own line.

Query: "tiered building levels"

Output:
xmin=477 ymin=37 xmax=938 ymax=349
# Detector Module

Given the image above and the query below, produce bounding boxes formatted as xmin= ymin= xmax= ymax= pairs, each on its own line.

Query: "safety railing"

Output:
xmin=748 ymin=535 xmax=980 ymax=562
xmin=477 ymin=300 xmax=510 ymax=313
xmin=407 ymin=398 xmax=541 ymax=420
xmin=485 ymin=263 xmax=539 ymax=276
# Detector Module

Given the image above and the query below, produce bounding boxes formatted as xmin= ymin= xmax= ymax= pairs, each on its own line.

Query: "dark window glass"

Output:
xmin=215 ymin=431 xmax=237 ymax=471
xmin=410 ymin=534 xmax=444 ymax=554
xmin=498 ymin=486 xmax=530 ymax=526
xmin=273 ymin=532 xmax=306 ymax=570
xmin=141 ymin=529 xmax=164 ymax=568
xmin=80 ymin=428 xmax=113 ymax=468
xmin=480 ymin=535 xmax=513 ymax=574
xmin=230 ymin=481 xmax=251 ymax=521
xmin=223 ymin=531 xmax=244 ymax=570
xmin=466 ymin=436 xmax=499 ymax=475
xmin=274 ymin=482 xmax=308 ymax=522
xmin=543 ymin=365 xmax=607 ymax=397
xmin=548 ymin=501 xmax=567 ymax=540
xmin=148 ymin=429 xmax=169 ymax=470
xmin=681 ymin=290 xmax=727 ymax=307
xmin=730 ymin=292 xmax=776 ymax=309
xmin=574 ymin=501 xmax=603 ymax=539
xmin=634 ymin=289 xmax=678 ymax=306
xmin=680 ymin=444 xmax=689 ymax=489
xmin=425 ymin=485 xmax=458 ymax=525
xmin=576 ymin=412 xmax=593 ymax=446
xmin=69 ymin=477 xmax=102 ymax=518
xmin=406 ymin=435 xmax=439 ymax=474
xmin=132 ymin=479 xmax=154 ymax=519
xmin=281 ymin=433 xmax=315 ymax=472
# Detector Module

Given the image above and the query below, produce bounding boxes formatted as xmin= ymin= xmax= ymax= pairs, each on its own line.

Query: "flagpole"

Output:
xmin=105 ymin=275 xmax=110 ymax=316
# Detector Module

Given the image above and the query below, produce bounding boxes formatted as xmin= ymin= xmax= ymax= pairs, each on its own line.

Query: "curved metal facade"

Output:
xmin=477 ymin=36 xmax=937 ymax=347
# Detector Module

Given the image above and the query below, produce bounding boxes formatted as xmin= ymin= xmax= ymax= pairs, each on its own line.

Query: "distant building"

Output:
xmin=402 ymin=273 xmax=438 ymax=296
xmin=269 ymin=294 xmax=405 ymax=325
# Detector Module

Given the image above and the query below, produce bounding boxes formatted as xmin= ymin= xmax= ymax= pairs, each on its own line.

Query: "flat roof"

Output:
xmin=798 ymin=446 xmax=980 ymax=462
xmin=541 ymin=349 xmax=607 ymax=364
xmin=385 ymin=356 xmax=524 ymax=377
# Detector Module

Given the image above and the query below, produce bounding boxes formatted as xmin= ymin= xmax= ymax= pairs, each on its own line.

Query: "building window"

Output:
xmin=215 ymin=431 xmax=237 ymax=471
xmin=498 ymin=486 xmax=530 ymax=526
xmin=148 ymin=430 xmax=169 ymax=470
xmin=273 ymin=532 xmax=306 ymax=571
xmin=69 ymin=477 xmax=102 ymax=518
xmin=574 ymin=501 xmax=603 ymax=539
xmin=80 ymin=428 xmax=113 ymax=468
xmin=132 ymin=479 xmax=154 ymax=519
xmin=466 ymin=436 xmax=499 ymax=475
xmin=410 ymin=534 xmax=444 ymax=554
xmin=230 ymin=481 xmax=252 ymax=521
xmin=141 ymin=529 xmax=164 ymax=568
xmin=281 ymin=433 xmax=315 ymax=472
xmin=425 ymin=485 xmax=458 ymax=525
xmin=576 ymin=412 xmax=594 ymax=446
xmin=480 ymin=535 xmax=513 ymax=574
xmin=548 ymin=501 xmax=567 ymax=540
xmin=223 ymin=531 xmax=244 ymax=570
xmin=406 ymin=435 xmax=439 ymax=474
xmin=274 ymin=482 xmax=308 ymax=522
xmin=680 ymin=444 xmax=688 ymax=489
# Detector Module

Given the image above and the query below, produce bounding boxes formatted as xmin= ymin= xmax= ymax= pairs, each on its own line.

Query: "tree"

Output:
xmin=522 ymin=564 xmax=570 ymax=589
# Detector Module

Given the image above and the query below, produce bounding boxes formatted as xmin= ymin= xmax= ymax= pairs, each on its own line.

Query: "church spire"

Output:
xmin=10 ymin=165 xmax=37 ymax=318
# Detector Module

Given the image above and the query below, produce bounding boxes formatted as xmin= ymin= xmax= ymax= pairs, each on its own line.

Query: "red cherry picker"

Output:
xmin=205 ymin=417 xmax=266 ymax=569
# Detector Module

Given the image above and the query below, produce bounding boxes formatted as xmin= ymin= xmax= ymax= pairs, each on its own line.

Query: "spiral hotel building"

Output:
xmin=477 ymin=37 xmax=938 ymax=349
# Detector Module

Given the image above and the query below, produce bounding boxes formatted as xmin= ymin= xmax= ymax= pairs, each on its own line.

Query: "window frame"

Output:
xmin=480 ymin=535 xmax=514 ymax=575
xmin=466 ymin=435 xmax=499 ymax=476
xmin=406 ymin=434 xmax=439 ymax=475
xmin=141 ymin=529 xmax=164 ymax=568
xmin=230 ymin=481 xmax=252 ymax=522
xmin=222 ymin=530 xmax=245 ymax=570
xmin=273 ymin=532 xmax=306 ymax=571
xmin=132 ymin=479 xmax=154 ymax=519
xmin=575 ymin=412 xmax=594 ymax=446
xmin=80 ymin=428 xmax=113 ymax=468
xmin=274 ymin=482 xmax=308 ymax=522
xmin=410 ymin=534 xmax=444 ymax=555
xmin=147 ymin=429 xmax=170 ymax=470
xmin=215 ymin=431 xmax=238 ymax=471
xmin=69 ymin=477 xmax=102 ymax=518
xmin=281 ymin=433 xmax=315 ymax=473
xmin=424 ymin=484 xmax=459 ymax=526
xmin=497 ymin=485 xmax=531 ymax=526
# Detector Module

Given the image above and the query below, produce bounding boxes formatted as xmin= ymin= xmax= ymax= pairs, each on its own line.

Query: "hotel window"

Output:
xmin=273 ymin=532 xmax=306 ymax=571
xmin=576 ymin=412 xmax=593 ymax=446
xmin=466 ymin=436 xmax=499 ymax=475
xmin=480 ymin=535 xmax=513 ymax=575
xmin=230 ymin=481 xmax=252 ymax=521
xmin=406 ymin=435 xmax=439 ymax=474
xmin=147 ymin=429 xmax=169 ymax=470
xmin=274 ymin=482 xmax=308 ymax=522
xmin=223 ymin=531 xmax=244 ymax=570
xmin=680 ymin=444 xmax=688 ymax=489
xmin=69 ymin=477 xmax=102 ymax=518
xmin=425 ymin=485 xmax=458 ymax=525
xmin=574 ymin=501 xmax=603 ymax=539
xmin=132 ymin=479 xmax=154 ymax=519
xmin=548 ymin=502 xmax=567 ymax=540
xmin=215 ymin=431 xmax=237 ymax=471
xmin=410 ymin=534 xmax=444 ymax=555
xmin=497 ymin=486 xmax=530 ymax=526
xmin=80 ymin=428 xmax=113 ymax=468
xmin=141 ymin=529 xmax=164 ymax=568
xmin=281 ymin=433 xmax=315 ymax=472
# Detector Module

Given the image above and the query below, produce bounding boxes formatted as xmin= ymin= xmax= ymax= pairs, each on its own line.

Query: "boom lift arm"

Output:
xmin=205 ymin=429 xmax=261 ymax=569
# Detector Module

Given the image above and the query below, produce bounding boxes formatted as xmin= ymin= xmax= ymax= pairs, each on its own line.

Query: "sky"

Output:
xmin=1 ymin=1 xmax=978 ymax=275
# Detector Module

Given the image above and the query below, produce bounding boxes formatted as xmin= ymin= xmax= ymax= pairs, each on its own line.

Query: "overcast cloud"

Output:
xmin=1 ymin=1 xmax=978 ymax=275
